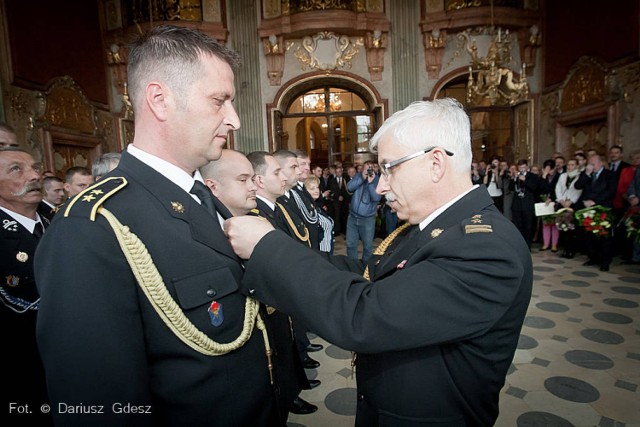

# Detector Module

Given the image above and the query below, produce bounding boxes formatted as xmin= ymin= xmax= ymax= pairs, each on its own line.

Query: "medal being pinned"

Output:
xmin=208 ymin=301 xmax=224 ymax=327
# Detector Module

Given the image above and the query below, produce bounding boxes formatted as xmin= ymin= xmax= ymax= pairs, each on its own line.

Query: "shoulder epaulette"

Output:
xmin=461 ymin=213 xmax=493 ymax=234
xmin=63 ymin=177 xmax=128 ymax=221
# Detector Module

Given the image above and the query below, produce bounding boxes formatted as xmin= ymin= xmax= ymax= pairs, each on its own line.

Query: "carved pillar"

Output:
xmin=423 ymin=29 xmax=446 ymax=80
xmin=262 ymin=34 xmax=285 ymax=86
xmin=364 ymin=30 xmax=387 ymax=81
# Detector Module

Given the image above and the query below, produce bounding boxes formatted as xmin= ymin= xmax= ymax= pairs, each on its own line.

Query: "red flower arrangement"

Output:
xmin=574 ymin=206 xmax=613 ymax=237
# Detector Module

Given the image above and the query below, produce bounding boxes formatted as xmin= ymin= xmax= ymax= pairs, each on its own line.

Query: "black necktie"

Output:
xmin=190 ymin=181 xmax=217 ymax=218
xmin=33 ymin=222 xmax=44 ymax=238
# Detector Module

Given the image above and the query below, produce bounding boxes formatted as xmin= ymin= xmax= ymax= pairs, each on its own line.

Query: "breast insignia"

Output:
xmin=431 ymin=228 xmax=444 ymax=238
xmin=64 ymin=177 xmax=128 ymax=221
xmin=171 ymin=201 xmax=185 ymax=214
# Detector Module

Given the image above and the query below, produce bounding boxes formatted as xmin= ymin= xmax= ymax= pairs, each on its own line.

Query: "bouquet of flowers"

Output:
xmin=554 ymin=207 xmax=575 ymax=231
xmin=574 ymin=205 xmax=613 ymax=237
xmin=622 ymin=207 xmax=640 ymax=242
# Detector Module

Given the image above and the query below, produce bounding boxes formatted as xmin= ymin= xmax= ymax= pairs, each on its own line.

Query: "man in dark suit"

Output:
xmin=511 ymin=159 xmax=541 ymax=249
xmin=608 ymin=144 xmax=630 ymax=181
xmin=0 ymin=147 xmax=50 ymax=425
xmin=575 ymin=154 xmax=618 ymax=271
xmin=34 ymin=26 xmax=278 ymax=426
xmin=225 ymin=99 xmax=532 ymax=427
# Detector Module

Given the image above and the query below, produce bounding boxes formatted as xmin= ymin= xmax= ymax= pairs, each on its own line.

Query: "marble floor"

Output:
xmin=288 ymin=235 xmax=640 ymax=427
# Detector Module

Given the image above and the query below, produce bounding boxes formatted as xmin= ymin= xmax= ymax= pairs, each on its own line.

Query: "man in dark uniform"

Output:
xmin=204 ymin=149 xmax=318 ymax=418
xmin=250 ymin=151 xmax=323 ymax=372
xmin=34 ymin=26 xmax=278 ymax=426
xmin=225 ymin=99 xmax=533 ymax=427
xmin=275 ymin=150 xmax=321 ymax=250
xmin=0 ymin=147 xmax=50 ymax=424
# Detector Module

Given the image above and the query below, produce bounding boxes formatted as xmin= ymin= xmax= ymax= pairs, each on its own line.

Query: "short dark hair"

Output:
xmin=517 ymin=159 xmax=529 ymax=166
xmin=610 ymin=144 xmax=623 ymax=152
xmin=127 ymin=25 xmax=241 ymax=110
xmin=246 ymin=151 xmax=271 ymax=176
xmin=43 ymin=176 xmax=63 ymax=190
xmin=65 ymin=166 xmax=91 ymax=183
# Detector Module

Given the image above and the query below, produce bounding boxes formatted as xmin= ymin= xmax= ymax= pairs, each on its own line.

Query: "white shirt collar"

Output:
xmin=419 ymin=185 xmax=478 ymax=231
xmin=42 ymin=200 xmax=56 ymax=209
xmin=0 ymin=206 xmax=43 ymax=234
xmin=128 ymin=144 xmax=204 ymax=203
xmin=257 ymin=195 xmax=276 ymax=211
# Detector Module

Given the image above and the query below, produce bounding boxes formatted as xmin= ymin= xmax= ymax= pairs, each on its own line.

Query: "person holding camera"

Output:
xmin=511 ymin=159 xmax=541 ymax=249
xmin=345 ymin=160 xmax=381 ymax=263
xmin=483 ymin=157 xmax=503 ymax=212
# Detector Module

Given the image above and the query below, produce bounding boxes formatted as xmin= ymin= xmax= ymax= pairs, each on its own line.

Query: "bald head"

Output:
xmin=200 ymin=149 xmax=257 ymax=216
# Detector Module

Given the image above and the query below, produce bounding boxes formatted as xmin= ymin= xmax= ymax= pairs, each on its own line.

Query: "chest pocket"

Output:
xmin=172 ymin=267 xmax=238 ymax=310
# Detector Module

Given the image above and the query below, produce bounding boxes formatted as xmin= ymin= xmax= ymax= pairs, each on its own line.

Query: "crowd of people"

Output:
xmin=471 ymin=145 xmax=640 ymax=271
xmin=1 ymin=25 xmax=533 ymax=427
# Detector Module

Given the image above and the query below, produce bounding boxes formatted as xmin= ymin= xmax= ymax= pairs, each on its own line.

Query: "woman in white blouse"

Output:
xmin=555 ymin=159 xmax=583 ymax=258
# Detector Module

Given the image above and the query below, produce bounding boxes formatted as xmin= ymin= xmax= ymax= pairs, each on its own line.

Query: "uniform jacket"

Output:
xmin=275 ymin=193 xmax=315 ymax=248
xmin=241 ymin=187 xmax=532 ymax=426
xmin=34 ymin=151 xmax=277 ymax=426
xmin=0 ymin=209 xmax=49 ymax=420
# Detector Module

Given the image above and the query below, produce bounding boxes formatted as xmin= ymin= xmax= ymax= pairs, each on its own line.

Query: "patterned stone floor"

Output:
xmin=288 ymin=235 xmax=640 ymax=427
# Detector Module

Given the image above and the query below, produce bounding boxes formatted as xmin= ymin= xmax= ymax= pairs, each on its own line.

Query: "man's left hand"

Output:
xmin=224 ymin=217 xmax=275 ymax=259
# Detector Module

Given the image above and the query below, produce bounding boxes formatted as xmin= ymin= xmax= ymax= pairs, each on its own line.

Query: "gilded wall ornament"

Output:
xmin=293 ymin=32 xmax=362 ymax=71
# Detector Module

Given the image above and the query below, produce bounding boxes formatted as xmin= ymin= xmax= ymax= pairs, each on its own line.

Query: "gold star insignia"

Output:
xmin=431 ymin=228 xmax=444 ymax=238
xmin=472 ymin=214 xmax=482 ymax=219
xmin=171 ymin=201 xmax=185 ymax=213
xmin=471 ymin=218 xmax=482 ymax=224
xmin=82 ymin=194 xmax=97 ymax=202
xmin=91 ymin=189 xmax=104 ymax=195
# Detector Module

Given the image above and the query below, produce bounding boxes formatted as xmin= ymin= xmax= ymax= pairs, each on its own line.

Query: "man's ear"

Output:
xmin=204 ymin=178 xmax=220 ymax=198
xmin=145 ymin=82 xmax=169 ymax=121
xmin=254 ymin=174 xmax=266 ymax=189
xmin=429 ymin=148 xmax=448 ymax=183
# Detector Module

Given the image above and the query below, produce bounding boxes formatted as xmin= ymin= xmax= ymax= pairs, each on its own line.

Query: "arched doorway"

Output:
xmin=267 ymin=72 xmax=387 ymax=168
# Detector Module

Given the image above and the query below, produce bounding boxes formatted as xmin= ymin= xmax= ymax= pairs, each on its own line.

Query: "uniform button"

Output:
xmin=357 ymin=394 xmax=364 ymax=401
xmin=248 ymin=288 xmax=256 ymax=296
xmin=206 ymin=288 xmax=216 ymax=297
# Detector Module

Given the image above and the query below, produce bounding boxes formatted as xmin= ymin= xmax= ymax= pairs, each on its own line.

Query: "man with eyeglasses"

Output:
xmin=225 ymin=98 xmax=533 ymax=427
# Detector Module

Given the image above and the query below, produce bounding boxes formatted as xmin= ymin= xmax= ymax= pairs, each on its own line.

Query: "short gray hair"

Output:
xmin=369 ymin=98 xmax=472 ymax=174
xmin=92 ymin=152 xmax=121 ymax=179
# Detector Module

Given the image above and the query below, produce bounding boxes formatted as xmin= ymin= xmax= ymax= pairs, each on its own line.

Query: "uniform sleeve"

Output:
xmin=241 ymin=226 xmax=529 ymax=354
xmin=34 ymin=216 xmax=153 ymax=425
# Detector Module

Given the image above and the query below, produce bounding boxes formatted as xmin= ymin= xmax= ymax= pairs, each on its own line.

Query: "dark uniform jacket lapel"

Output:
xmin=118 ymin=152 xmax=239 ymax=262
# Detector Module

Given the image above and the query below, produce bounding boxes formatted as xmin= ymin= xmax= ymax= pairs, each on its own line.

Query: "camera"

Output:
xmin=367 ymin=167 xmax=375 ymax=177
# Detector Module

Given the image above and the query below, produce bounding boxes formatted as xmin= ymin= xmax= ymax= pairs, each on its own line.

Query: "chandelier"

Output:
xmin=459 ymin=1 xmax=529 ymax=106
xmin=300 ymin=92 xmax=342 ymax=112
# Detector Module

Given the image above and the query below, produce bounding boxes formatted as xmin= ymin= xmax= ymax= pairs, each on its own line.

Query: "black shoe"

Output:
xmin=303 ymin=356 xmax=320 ymax=369
xmin=600 ymin=264 xmax=610 ymax=272
xmin=583 ymin=260 xmax=596 ymax=266
xmin=308 ymin=379 xmax=321 ymax=389
xmin=306 ymin=343 xmax=324 ymax=352
xmin=289 ymin=397 xmax=318 ymax=415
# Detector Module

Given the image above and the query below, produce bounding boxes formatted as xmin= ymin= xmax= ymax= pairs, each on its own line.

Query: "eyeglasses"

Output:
xmin=380 ymin=146 xmax=454 ymax=177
